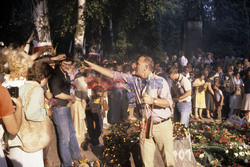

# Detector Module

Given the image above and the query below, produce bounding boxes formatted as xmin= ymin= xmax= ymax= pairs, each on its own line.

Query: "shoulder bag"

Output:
xmin=20 ymin=84 xmax=53 ymax=153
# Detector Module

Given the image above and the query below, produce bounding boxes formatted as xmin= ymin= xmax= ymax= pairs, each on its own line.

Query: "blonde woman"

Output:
xmin=2 ymin=49 xmax=30 ymax=88
xmin=6 ymin=62 xmax=53 ymax=167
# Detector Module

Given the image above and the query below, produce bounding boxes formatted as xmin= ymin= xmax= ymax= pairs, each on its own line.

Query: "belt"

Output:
xmin=178 ymin=100 xmax=188 ymax=103
xmin=153 ymin=117 xmax=170 ymax=125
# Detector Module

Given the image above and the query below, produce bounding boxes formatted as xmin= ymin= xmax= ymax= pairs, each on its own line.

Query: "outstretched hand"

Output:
xmin=54 ymin=54 xmax=66 ymax=61
xmin=27 ymin=31 xmax=35 ymax=43
xmin=142 ymin=94 xmax=153 ymax=105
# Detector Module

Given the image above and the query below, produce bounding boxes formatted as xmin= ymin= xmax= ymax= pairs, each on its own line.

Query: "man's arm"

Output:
xmin=55 ymin=93 xmax=75 ymax=102
xmin=178 ymin=90 xmax=192 ymax=101
xmin=143 ymin=78 xmax=173 ymax=108
xmin=84 ymin=60 xmax=114 ymax=78
xmin=220 ymin=94 xmax=224 ymax=106
xmin=36 ymin=54 xmax=66 ymax=63
xmin=143 ymin=94 xmax=170 ymax=108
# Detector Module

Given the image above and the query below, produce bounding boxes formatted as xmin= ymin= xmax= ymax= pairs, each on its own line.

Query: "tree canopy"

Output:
xmin=0 ymin=0 xmax=249 ymax=60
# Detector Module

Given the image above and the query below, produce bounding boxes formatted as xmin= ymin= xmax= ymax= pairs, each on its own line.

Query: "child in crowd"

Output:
xmin=86 ymin=85 xmax=108 ymax=146
xmin=213 ymin=82 xmax=224 ymax=123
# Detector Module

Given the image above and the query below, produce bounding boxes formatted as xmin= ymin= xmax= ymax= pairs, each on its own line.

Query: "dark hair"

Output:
xmin=207 ymin=71 xmax=216 ymax=78
xmin=28 ymin=62 xmax=53 ymax=83
xmin=60 ymin=56 xmax=73 ymax=64
xmin=166 ymin=66 xmax=178 ymax=75
xmin=74 ymin=72 xmax=84 ymax=80
xmin=179 ymin=50 xmax=184 ymax=57
xmin=123 ymin=64 xmax=131 ymax=73
xmin=197 ymin=71 xmax=206 ymax=78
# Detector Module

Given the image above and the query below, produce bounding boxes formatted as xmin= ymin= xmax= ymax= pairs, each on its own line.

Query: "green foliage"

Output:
xmin=202 ymin=0 xmax=250 ymax=56
xmin=1 ymin=0 xmax=249 ymax=57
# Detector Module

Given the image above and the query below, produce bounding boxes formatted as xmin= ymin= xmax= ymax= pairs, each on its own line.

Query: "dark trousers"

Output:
xmin=223 ymin=91 xmax=232 ymax=119
xmin=86 ymin=110 xmax=103 ymax=145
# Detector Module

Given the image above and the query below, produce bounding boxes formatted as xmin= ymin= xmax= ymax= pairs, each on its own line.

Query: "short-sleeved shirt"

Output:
xmin=176 ymin=74 xmax=192 ymax=102
xmin=49 ymin=68 xmax=71 ymax=107
xmin=113 ymin=72 xmax=172 ymax=123
xmin=0 ymin=85 xmax=15 ymax=119
xmin=215 ymin=89 xmax=223 ymax=103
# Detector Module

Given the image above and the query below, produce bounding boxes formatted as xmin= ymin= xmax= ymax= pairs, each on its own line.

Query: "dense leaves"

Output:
xmin=0 ymin=0 xmax=249 ymax=58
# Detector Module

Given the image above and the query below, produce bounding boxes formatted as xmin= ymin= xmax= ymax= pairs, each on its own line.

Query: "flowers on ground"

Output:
xmin=190 ymin=121 xmax=249 ymax=166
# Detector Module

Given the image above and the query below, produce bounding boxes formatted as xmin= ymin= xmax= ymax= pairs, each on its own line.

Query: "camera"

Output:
xmin=7 ymin=86 xmax=19 ymax=98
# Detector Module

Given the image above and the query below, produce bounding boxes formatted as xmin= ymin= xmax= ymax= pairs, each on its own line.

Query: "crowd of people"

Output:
xmin=0 ymin=39 xmax=249 ymax=167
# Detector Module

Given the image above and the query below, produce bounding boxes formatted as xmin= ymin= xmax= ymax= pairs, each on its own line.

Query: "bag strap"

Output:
xmin=231 ymin=76 xmax=236 ymax=91
xmin=24 ymin=83 xmax=40 ymax=111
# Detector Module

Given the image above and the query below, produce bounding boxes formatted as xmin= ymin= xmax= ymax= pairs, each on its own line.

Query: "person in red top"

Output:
xmin=0 ymin=85 xmax=22 ymax=167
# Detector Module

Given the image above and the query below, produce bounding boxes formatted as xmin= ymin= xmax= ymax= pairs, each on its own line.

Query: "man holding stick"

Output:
xmin=84 ymin=56 xmax=175 ymax=167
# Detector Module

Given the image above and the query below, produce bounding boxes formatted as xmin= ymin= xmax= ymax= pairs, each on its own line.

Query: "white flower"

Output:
xmin=239 ymin=146 xmax=243 ymax=150
xmin=210 ymin=159 xmax=219 ymax=165
xmin=199 ymin=153 xmax=205 ymax=159
xmin=239 ymin=151 xmax=245 ymax=156
xmin=225 ymin=150 xmax=229 ymax=154
xmin=244 ymin=159 xmax=248 ymax=163
xmin=234 ymin=153 xmax=238 ymax=157
xmin=242 ymin=142 xmax=247 ymax=149
xmin=246 ymin=151 xmax=250 ymax=156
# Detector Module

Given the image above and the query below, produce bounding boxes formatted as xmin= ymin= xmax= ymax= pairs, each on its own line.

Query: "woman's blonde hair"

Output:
xmin=7 ymin=50 xmax=30 ymax=80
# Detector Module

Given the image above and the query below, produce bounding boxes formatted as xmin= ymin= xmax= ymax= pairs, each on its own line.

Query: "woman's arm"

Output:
xmin=2 ymin=97 xmax=22 ymax=135
xmin=192 ymin=79 xmax=202 ymax=87
xmin=206 ymin=82 xmax=214 ymax=95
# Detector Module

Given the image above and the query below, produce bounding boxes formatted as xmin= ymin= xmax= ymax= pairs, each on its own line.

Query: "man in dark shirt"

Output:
xmin=49 ymin=57 xmax=83 ymax=167
xmin=221 ymin=67 xmax=235 ymax=119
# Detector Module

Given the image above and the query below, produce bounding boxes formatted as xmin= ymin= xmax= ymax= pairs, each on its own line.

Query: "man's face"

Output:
xmin=116 ymin=65 xmax=123 ymax=72
xmin=172 ymin=55 xmax=177 ymax=61
xmin=131 ymin=62 xmax=137 ymax=70
xmin=217 ymin=67 xmax=222 ymax=72
xmin=155 ymin=63 xmax=160 ymax=69
xmin=168 ymin=73 xmax=176 ymax=80
xmin=136 ymin=57 xmax=147 ymax=78
xmin=60 ymin=60 xmax=72 ymax=72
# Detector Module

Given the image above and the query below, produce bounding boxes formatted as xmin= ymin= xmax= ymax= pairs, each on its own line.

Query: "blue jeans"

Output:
xmin=53 ymin=107 xmax=81 ymax=167
xmin=174 ymin=102 xmax=191 ymax=127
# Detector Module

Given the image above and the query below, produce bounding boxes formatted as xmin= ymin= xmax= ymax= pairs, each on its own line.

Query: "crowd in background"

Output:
xmin=0 ymin=39 xmax=249 ymax=167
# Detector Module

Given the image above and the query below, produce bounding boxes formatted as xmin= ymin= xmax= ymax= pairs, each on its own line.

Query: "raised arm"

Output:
xmin=23 ymin=31 xmax=34 ymax=53
xmin=84 ymin=60 xmax=114 ymax=78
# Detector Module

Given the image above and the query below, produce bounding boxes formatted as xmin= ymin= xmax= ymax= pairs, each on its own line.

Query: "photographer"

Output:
xmin=221 ymin=67 xmax=235 ymax=119
xmin=167 ymin=66 xmax=192 ymax=127
xmin=0 ymin=85 xmax=22 ymax=166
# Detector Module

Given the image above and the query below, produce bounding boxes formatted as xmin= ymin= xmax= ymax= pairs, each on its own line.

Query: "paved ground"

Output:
xmin=82 ymin=118 xmax=217 ymax=166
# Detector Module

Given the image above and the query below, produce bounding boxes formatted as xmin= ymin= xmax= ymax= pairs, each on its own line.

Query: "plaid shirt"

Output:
xmin=113 ymin=71 xmax=172 ymax=123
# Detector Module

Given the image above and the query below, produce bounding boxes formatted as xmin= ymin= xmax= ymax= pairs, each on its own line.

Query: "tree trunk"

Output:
xmin=32 ymin=0 xmax=51 ymax=43
xmin=74 ymin=0 xmax=86 ymax=60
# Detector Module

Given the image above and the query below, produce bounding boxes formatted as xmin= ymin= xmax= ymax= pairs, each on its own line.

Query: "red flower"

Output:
xmin=194 ymin=152 xmax=200 ymax=156
xmin=219 ymin=137 xmax=228 ymax=144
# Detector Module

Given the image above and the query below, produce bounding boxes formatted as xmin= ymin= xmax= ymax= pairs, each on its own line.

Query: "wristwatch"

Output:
xmin=153 ymin=98 xmax=157 ymax=104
